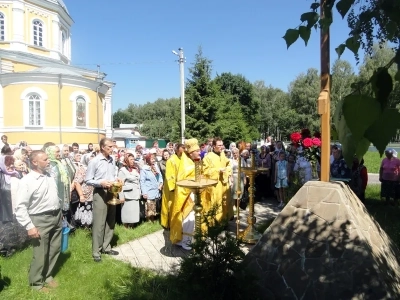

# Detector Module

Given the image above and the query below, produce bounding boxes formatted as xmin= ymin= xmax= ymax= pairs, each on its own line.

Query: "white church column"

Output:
xmin=50 ymin=16 xmax=61 ymax=60
xmin=0 ymin=84 xmax=4 ymax=136
xmin=10 ymin=0 xmax=26 ymax=51
xmin=104 ymin=86 xmax=113 ymax=138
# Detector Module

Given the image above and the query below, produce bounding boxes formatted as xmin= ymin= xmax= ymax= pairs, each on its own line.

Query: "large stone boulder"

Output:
xmin=242 ymin=181 xmax=400 ymax=299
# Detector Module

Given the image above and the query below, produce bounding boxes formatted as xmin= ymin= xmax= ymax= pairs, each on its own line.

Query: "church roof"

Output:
xmin=45 ymin=0 xmax=69 ymax=14
xmin=24 ymin=66 xmax=82 ymax=77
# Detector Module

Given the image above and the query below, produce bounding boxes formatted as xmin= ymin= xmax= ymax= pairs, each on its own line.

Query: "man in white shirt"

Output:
xmin=15 ymin=150 xmax=61 ymax=291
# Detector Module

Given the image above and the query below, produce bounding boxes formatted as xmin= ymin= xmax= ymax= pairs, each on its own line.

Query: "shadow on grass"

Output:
xmin=0 ymin=275 xmax=11 ymax=292
xmin=52 ymin=251 xmax=71 ymax=277
xmin=104 ymin=267 xmax=179 ymax=300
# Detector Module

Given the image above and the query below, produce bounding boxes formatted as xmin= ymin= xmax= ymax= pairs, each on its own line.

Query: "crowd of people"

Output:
xmin=1 ymin=132 xmax=399 ymax=291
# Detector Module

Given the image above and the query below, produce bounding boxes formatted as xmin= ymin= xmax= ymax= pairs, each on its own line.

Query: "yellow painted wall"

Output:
xmin=5 ymin=132 xmax=105 ymax=146
xmin=4 ymin=59 xmax=39 ymax=72
xmin=3 ymin=83 xmax=105 ymax=128
xmin=27 ymin=45 xmax=50 ymax=55
xmin=0 ymin=43 xmax=10 ymax=49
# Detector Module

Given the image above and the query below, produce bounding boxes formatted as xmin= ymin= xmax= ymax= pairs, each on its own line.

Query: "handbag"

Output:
xmin=71 ymin=189 xmax=79 ymax=204
xmin=155 ymin=193 xmax=162 ymax=214
xmin=239 ymin=189 xmax=249 ymax=210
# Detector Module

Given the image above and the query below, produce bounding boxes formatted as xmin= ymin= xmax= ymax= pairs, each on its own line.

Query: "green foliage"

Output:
xmin=285 ymin=0 xmax=400 ymax=59
xmin=176 ymin=206 xmax=258 ymax=300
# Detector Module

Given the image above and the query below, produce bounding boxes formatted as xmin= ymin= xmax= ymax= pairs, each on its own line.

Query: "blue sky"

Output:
xmin=66 ymin=0 xmax=360 ymax=112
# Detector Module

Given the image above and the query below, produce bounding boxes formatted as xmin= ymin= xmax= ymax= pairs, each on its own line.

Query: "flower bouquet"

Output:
xmin=290 ymin=129 xmax=321 ymax=179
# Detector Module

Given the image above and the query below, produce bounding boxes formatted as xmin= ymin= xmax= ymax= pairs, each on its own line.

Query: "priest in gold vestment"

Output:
xmin=160 ymin=144 xmax=185 ymax=229
xmin=203 ymin=137 xmax=232 ymax=222
xmin=169 ymin=139 xmax=201 ymax=250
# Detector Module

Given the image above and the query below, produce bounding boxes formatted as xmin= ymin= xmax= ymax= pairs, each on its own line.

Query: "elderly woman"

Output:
xmin=13 ymin=149 xmax=29 ymax=174
xmin=330 ymin=144 xmax=351 ymax=179
xmin=72 ymin=152 xmax=94 ymax=227
xmin=230 ymin=148 xmax=245 ymax=209
xmin=118 ymin=153 xmax=141 ymax=227
xmin=140 ymin=153 xmax=163 ymax=222
xmin=0 ymin=155 xmax=28 ymax=256
xmin=379 ymin=148 xmax=400 ymax=205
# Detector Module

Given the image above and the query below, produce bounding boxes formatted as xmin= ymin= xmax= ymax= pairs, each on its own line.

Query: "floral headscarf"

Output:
xmin=46 ymin=146 xmax=69 ymax=185
xmin=0 ymin=155 xmax=20 ymax=184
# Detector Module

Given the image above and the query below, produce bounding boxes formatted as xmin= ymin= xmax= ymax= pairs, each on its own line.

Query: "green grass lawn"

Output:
xmin=1 ymin=186 xmax=399 ymax=300
xmin=0 ymin=222 xmax=162 ymax=300
xmin=363 ymin=151 xmax=383 ymax=173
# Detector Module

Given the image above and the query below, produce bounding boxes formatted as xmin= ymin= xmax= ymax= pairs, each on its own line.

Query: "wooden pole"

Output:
xmin=319 ymin=0 xmax=331 ymax=182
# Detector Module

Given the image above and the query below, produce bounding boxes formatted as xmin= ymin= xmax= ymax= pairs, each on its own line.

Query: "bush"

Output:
xmin=175 ymin=206 xmax=259 ymax=300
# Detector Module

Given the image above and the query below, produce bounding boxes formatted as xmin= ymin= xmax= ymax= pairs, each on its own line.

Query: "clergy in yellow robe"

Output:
xmin=160 ymin=153 xmax=181 ymax=229
xmin=160 ymin=144 xmax=185 ymax=229
xmin=202 ymin=138 xmax=232 ymax=222
xmin=169 ymin=139 xmax=201 ymax=249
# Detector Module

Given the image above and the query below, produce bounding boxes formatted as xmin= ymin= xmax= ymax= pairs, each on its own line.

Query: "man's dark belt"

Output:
xmin=31 ymin=209 xmax=60 ymax=216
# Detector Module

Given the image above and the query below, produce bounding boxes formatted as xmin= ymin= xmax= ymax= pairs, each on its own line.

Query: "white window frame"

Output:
xmin=0 ymin=13 xmax=5 ymax=41
xmin=70 ymin=91 xmax=90 ymax=128
xmin=60 ymin=29 xmax=66 ymax=54
xmin=21 ymin=87 xmax=48 ymax=128
xmin=32 ymin=19 xmax=44 ymax=47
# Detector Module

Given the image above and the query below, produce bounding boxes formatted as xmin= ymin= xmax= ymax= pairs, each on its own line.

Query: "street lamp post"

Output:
xmin=172 ymin=48 xmax=185 ymax=143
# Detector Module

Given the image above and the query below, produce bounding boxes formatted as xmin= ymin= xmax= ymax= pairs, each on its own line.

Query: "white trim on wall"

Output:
xmin=69 ymin=90 xmax=91 ymax=128
xmin=0 ymin=126 xmax=106 ymax=134
xmin=20 ymin=86 xmax=48 ymax=128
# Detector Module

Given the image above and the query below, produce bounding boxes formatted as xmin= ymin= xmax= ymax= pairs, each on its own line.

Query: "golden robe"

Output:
xmin=160 ymin=154 xmax=181 ymax=229
xmin=202 ymin=151 xmax=232 ymax=222
xmin=169 ymin=152 xmax=196 ymax=244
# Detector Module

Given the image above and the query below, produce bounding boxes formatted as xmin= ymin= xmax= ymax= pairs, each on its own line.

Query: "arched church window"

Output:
xmin=0 ymin=13 xmax=4 ymax=41
xmin=28 ymin=94 xmax=41 ymax=126
xmin=33 ymin=20 xmax=43 ymax=47
xmin=76 ymin=96 xmax=86 ymax=127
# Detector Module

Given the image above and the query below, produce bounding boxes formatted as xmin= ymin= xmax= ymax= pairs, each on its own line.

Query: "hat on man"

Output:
xmin=184 ymin=138 xmax=200 ymax=153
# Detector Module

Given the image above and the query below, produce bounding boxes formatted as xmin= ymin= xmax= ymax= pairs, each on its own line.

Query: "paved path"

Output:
xmin=112 ymin=176 xmax=380 ymax=274
xmin=111 ymin=199 xmax=281 ymax=274
xmin=368 ymin=173 xmax=380 ymax=185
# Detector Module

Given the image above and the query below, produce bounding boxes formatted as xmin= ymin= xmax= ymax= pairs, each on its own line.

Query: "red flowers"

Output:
xmin=290 ymin=128 xmax=321 ymax=163
xmin=302 ymin=138 xmax=313 ymax=148
xmin=290 ymin=132 xmax=302 ymax=144
xmin=312 ymin=138 xmax=321 ymax=147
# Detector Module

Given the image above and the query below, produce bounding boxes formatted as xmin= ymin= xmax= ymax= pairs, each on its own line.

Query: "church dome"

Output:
xmin=44 ymin=0 xmax=69 ymax=14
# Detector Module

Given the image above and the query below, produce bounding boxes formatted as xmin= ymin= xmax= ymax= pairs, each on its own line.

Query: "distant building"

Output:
xmin=0 ymin=0 xmax=115 ymax=148
xmin=113 ymin=124 xmax=145 ymax=149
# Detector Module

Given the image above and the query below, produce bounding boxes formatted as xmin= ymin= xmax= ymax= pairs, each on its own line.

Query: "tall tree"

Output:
xmin=330 ymin=59 xmax=356 ymax=116
xmin=214 ymin=72 xmax=260 ymax=138
xmin=185 ymin=47 xmax=221 ymax=141
xmin=288 ymin=68 xmax=320 ymax=132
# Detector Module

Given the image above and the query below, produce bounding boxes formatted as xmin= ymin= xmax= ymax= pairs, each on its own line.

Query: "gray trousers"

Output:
xmin=29 ymin=210 xmax=62 ymax=289
xmin=92 ymin=189 xmax=116 ymax=257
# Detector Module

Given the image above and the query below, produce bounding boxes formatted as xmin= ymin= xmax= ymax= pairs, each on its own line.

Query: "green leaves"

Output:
xmin=335 ymin=44 xmax=346 ymax=58
xmin=342 ymin=95 xmax=381 ymax=140
xmin=336 ymin=0 xmax=355 ymax=19
xmin=300 ymin=12 xmax=319 ymax=29
xmin=282 ymin=29 xmax=299 ymax=49
xmin=299 ymin=26 xmax=311 ymax=46
xmin=345 ymin=36 xmax=360 ymax=55
xmin=310 ymin=2 xmax=320 ymax=11
xmin=371 ymin=68 xmax=393 ymax=110
xmin=365 ymin=109 xmax=400 ymax=155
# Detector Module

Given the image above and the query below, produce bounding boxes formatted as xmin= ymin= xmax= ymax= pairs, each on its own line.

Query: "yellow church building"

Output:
xmin=0 ymin=0 xmax=115 ymax=148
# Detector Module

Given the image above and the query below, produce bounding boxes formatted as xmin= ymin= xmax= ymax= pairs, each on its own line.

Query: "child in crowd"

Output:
xmin=275 ymin=151 xmax=288 ymax=208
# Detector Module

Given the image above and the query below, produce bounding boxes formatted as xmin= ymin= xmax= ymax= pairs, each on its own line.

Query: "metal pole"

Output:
xmin=179 ymin=48 xmax=185 ymax=144
xmin=319 ymin=0 xmax=331 ymax=182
